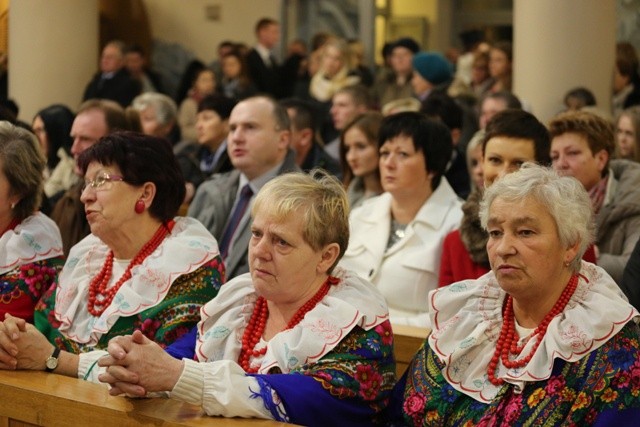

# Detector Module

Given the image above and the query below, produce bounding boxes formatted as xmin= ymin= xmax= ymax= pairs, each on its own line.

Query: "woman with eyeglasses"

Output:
xmin=0 ymin=121 xmax=64 ymax=323
xmin=0 ymin=132 xmax=224 ymax=374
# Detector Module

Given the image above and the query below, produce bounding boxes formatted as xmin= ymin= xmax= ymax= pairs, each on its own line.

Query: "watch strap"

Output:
xmin=45 ymin=347 xmax=61 ymax=372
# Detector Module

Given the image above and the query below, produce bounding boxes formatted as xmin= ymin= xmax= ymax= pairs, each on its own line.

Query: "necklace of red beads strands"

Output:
xmin=238 ymin=275 xmax=340 ymax=373
xmin=487 ymin=274 xmax=579 ymax=386
xmin=1 ymin=218 xmax=19 ymax=236
xmin=87 ymin=220 xmax=175 ymax=317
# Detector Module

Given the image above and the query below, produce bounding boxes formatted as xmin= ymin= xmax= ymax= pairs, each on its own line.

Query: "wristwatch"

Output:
xmin=45 ymin=347 xmax=61 ymax=372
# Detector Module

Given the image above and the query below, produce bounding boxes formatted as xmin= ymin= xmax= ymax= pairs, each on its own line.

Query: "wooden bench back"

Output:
xmin=392 ymin=324 xmax=429 ymax=378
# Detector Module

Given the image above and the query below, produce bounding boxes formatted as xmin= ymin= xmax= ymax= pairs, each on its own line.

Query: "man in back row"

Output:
xmin=83 ymin=40 xmax=141 ymax=108
xmin=324 ymin=85 xmax=371 ymax=160
xmin=246 ymin=18 xmax=282 ymax=99
xmin=188 ymin=96 xmax=300 ymax=280
xmin=279 ymin=98 xmax=340 ymax=177
xmin=50 ymin=99 xmax=130 ymax=255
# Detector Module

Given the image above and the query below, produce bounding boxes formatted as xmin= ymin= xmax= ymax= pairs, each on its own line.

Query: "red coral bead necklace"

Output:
xmin=487 ymin=274 xmax=579 ymax=386
xmin=87 ymin=221 xmax=174 ymax=317
xmin=239 ymin=275 xmax=339 ymax=373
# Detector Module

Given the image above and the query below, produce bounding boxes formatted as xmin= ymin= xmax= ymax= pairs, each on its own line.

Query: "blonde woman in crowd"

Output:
xmin=615 ymin=105 xmax=640 ymax=162
xmin=309 ymin=38 xmax=360 ymax=102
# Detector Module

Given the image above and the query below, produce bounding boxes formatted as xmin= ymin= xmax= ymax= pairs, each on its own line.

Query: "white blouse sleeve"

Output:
xmin=77 ymin=350 xmax=109 ymax=383
xmin=169 ymin=358 xmax=285 ymax=420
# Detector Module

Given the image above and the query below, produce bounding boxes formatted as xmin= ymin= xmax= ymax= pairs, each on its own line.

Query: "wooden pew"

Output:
xmin=0 ymin=370 xmax=288 ymax=427
xmin=392 ymin=324 xmax=429 ymax=378
xmin=0 ymin=328 xmax=431 ymax=425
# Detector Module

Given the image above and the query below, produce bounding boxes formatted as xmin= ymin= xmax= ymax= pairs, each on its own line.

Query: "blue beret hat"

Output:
xmin=412 ymin=52 xmax=453 ymax=85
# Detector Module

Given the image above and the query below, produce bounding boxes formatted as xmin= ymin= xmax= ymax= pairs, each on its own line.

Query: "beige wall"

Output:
xmin=142 ymin=0 xmax=281 ymax=63
xmin=6 ymin=0 xmax=618 ymax=124
xmin=9 ymin=0 xmax=281 ymax=121
xmin=513 ymin=0 xmax=616 ymax=122
xmin=381 ymin=0 xmax=451 ymax=53
xmin=9 ymin=0 xmax=98 ymax=122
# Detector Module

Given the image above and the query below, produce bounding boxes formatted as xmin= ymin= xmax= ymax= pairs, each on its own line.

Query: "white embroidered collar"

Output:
xmin=428 ymin=261 xmax=639 ymax=403
xmin=54 ymin=217 xmax=219 ymax=345
xmin=0 ymin=213 xmax=63 ymax=275
xmin=195 ymin=267 xmax=390 ymax=373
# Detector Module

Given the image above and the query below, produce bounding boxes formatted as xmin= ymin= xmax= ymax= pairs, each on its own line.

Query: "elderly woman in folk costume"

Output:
xmin=81 ymin=170 xmax=396 ymax=426
xmin=0 ymin=132 xmax=223 ymax=371
xmin=388 ymin=164 xmax=640 ymax=425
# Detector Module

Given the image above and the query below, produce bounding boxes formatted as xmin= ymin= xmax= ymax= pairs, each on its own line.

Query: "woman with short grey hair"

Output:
xmin=131 ymin=92 xmax=178 ymax=140
xmin=480 ymin=163 xmax=594 ymax=272
xmin=389 ymin=163 xmax=640 ymax=425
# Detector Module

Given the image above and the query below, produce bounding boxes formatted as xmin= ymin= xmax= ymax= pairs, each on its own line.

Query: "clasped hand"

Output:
xmin=98 ymin=330 xmax=185 ymax=396
xmin=0 ymin=313 xmax=53 ymax=370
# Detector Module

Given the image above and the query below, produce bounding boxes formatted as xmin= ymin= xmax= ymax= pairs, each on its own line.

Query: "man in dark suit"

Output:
xmin=188 ymin=96 xmax=300 ymax=279
xmin=124 ymin=44 xmax=165 ymax=94
xmin=83 ymin=40 xmax=141 ymax=107
xmin=246 ymin=18 xmax=282 ymax=98
xmin=174 ymin=95 xmax=237 ymax=202
xmin=279 ymin=98 xmax=340 ymax=178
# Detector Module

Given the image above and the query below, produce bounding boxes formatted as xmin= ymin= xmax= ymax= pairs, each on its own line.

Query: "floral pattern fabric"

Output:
xmin=428 ymin=263 xmax=637 ymax=402
xmin=0 ymin=257 xmax=64 ymax=322
xmin=183 ymin=268 xmax=394 ymax=424
xmin=0 ymin=212 xmax=65 ymax=323
xmin=34 ymin=257 xmax=224 ymax=352
xmin=392 ymin=321 xmax=640 ymax=426
xmin=254 ymin=321 xmax=396 ymax=426
xmin=300 ymin=321 xmax=395 ymax=411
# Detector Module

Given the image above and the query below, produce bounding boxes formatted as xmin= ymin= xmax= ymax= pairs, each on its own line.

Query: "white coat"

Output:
xmin=339 ymin=178 xmax=463 ymax=327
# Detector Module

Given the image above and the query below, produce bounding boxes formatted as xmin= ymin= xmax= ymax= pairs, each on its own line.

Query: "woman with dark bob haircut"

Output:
xmin=78 ymin=131 xmax=187 ymax=221
xmin=0 ymin=121 xmax=64 ymax=322
xmin=0 ymin=132 xmax=224 ymax=379
xmin=340 ymin=112 xmax=463 ymax=327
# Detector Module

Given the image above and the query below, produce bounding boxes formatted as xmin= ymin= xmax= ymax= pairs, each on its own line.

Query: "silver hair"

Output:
xmin=131 ymin=93 xmax=178 ymax=126
xmin=479 ymin=163 xmax=594 ymax=272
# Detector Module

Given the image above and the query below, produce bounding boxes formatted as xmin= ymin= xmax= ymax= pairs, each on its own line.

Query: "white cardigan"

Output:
xmin=339 ymin=178 xmax=463 ymax=327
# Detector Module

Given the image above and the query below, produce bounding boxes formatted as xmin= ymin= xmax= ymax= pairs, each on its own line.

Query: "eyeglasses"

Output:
xmin=82 ymin=173 xmax=124 ymax=192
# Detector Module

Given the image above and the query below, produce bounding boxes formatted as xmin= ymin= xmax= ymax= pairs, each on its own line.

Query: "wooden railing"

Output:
xmin=392 ymin=324 xmax=429 ymax=378
xmin=0 ymin=327 xmax=429 ymax=425
xmin=0 ymin=370 xmax=288 ymax=427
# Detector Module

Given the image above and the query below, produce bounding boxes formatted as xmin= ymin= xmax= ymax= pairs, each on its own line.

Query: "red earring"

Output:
xmin=134 ymin=199 xmax=145 ymax=214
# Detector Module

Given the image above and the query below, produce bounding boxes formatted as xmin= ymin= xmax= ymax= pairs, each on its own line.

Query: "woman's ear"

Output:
xmin=140 ymin=182 xmax=157 ymax=206
xmin=317 ymin=243 xmax=340 ymax=274
xmin=564 ymin=240 xmax=581 ymax=266
xmin=8 ymin=190 xmax=21 ymax=210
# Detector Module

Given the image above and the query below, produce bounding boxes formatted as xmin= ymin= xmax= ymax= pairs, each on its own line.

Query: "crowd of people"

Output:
xmin=0 ymin=15 xmax=638 ymax=426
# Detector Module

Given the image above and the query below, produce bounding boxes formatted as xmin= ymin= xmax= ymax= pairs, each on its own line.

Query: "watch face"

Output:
xmin=46 ymin=357 xmax=58 ymax=370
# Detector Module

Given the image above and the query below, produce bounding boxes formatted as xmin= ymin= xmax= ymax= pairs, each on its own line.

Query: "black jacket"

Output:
xmin=82 ymin=68 xmax=141 ymax=107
